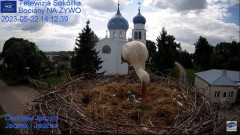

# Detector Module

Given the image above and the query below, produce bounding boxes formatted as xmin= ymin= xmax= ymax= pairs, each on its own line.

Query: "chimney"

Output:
xmin=222 ymin=70 xmax=227 ymax=76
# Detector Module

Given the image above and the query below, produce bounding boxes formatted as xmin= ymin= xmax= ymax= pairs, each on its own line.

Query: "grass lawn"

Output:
xmin=0 ymin=71 xmax=20 ymax=86
xmin=185 ymin=68 xmax=195 ymax=85
xmin=1 ymin=77 xmax=19 ymax=86
xmin=146 ymin=64 xmax=180 ymax=80
xmin=41 ymin=70 xmax=70 ymax=85
xmin=0 ymin=71 xmax=28 ymax=86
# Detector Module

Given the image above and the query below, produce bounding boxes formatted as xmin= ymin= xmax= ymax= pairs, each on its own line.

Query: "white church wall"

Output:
xmin=96 ymin=38 xmax=128 ymax=75
xmin=116 ymin=41 xmax=128 ymax=74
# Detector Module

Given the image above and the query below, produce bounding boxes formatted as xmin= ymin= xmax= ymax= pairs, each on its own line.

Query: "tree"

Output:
xmin=152 ymin=27 xmax=181 ymax=73
xmin=194 ymin=36 xmax=213 ymax=70
xmin=146 ymin=40 xmax=156 ymax=64
xmin=228 ymin=57 xmax=240 ymax=70
xmin=211 ymin=54 xmax=227 ymax=69
xmin=213 ymin=41 xmax=240 ymax=70
xmin=178 ymin=50 xmax=193 ymax=69
xmin=71 ymin=20 xmax=102 ymax=74
xmin=2 ymin=37 xmax=48 ymax=75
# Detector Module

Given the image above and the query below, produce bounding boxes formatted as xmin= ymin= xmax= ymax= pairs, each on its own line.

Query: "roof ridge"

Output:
xmin=223 ymin=73 xmax=235 ymax=82
xmin=211 ymin=74 xmax=224 ymax=85
xmin=211 ymin=74 xmax=237 ymax=86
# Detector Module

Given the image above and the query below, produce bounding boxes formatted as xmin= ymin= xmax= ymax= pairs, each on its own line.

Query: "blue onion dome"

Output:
xmin=107 ymin=3 xmax=129 ymax=30
xmin=133 ymin=8 xmax=146 ymax=24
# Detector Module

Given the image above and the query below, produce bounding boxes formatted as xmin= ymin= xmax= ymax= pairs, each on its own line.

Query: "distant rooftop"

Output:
xmin=195 ymin=69 xmax=240 ymax=87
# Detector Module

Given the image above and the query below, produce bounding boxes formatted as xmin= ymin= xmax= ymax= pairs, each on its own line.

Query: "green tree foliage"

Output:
xmin=146 ymin=40 xmax=156 ymax=64
xmin=177 ymin=50 xmax=193 ymax=69
xmin=194 ymin=36 xmax=213 ymax=70
xmin=212 ymin=41 xmax=240 ymax=70
xmin=2 ymin=37 xmax=49 ymax=75
xmin=194 ymin=36 xmax=240 ymax=71
xmin=71 ymin=20 xmax=102 ymax=74
xmin=152 ymin=27 xmax=181 ymax=73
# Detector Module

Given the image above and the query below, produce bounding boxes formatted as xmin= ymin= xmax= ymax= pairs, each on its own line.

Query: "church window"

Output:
xmin=134 ymin=31 xmax=138 ymax=39
xmin=139 ymin=31 xmax=141 ymax=39
xmin=102 ymin=45 xmax=111 ymax=54
xmin=119 ymin=31 xmax=122 ymax=38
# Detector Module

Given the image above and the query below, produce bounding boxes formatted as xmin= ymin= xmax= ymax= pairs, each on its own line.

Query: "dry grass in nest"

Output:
xmin=74 ymin=83 xmax=184 ymax=127
xmin=25 ymin=74 xmax=227 ymax=134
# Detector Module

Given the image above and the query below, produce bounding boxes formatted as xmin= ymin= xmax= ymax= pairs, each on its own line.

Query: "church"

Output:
xmin=95 ymin=3 xmax=146 ymax=75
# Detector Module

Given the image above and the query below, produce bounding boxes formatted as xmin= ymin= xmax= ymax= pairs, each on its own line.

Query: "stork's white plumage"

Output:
xmin=121 ymin=41 xmax=150 ymax=100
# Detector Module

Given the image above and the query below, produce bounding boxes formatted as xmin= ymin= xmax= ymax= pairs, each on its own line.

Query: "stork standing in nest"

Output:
xmin=121 ymin=41 xmax=150 ymax=100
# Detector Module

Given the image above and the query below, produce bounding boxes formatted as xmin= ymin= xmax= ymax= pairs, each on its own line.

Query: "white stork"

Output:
xmin=121 ymin=41 xmax=150 ymax=100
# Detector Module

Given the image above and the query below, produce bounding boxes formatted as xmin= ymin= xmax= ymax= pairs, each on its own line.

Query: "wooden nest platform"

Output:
xmin=25 ymin=74 xmax=226 ymax=134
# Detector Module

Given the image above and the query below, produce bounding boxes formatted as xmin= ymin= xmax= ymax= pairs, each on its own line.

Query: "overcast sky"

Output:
xmin=0 ymin=0 xmax=239 ymax=53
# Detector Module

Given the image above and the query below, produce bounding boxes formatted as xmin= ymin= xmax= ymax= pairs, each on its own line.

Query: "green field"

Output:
xmin=145 ymin=64 xmax=180 ymax=80
xmin=41 ymin=70 xmax=70 ymax=85
xmin=185 ymin=68 xmax=195 ymax=85
xmin=0 ymin=71 xmax=26 ymax=86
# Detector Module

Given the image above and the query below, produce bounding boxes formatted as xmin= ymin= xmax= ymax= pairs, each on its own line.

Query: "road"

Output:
xmin=175 ymin=62 xmax=186 ymax=83
xmin=0 ymin=79 xmax=38 ymax=117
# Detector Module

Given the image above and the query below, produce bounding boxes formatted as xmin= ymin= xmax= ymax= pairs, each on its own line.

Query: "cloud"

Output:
xmin=35 ymin=38 xmax=75 ymax=51
xmin=144 ymin=0 xmax=207 ymax=12
xmin=84 ymin=0 xmax=134 ymax=12
xmin=0 ymin=0 xmax=239 ymax=54
xmin=139 ymin=0 xmax=239 ymax=53
xmin=143 ymin=9 xmax=239 ymax=53
xmin=18 ymin=22 xmax=45 ymax=32
xmin=8 ymin=0 xmax=83 ymax=32
xmin=85 ymin=0 xmax=117 ymax=12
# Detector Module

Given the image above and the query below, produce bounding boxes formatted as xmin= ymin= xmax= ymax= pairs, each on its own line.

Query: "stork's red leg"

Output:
xmin=141 ymin=82 xmax=150 ymax=100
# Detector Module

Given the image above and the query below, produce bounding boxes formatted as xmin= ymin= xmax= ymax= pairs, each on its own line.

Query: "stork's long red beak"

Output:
xmin=141 ymin=82 xmax=150 ymax=100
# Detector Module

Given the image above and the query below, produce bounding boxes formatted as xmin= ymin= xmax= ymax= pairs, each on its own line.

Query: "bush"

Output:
xmin=0 ymin=71 xmax=29 ymax=86
xmin=57 ymin=69 xmax=61 ymax=76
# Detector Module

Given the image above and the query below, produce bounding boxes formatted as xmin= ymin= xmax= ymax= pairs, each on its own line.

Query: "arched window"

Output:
xmin=102 ymin=45 xmax=111 ymax=54
xmin=119 ymin=31 xmax=122 ymax=38
xmin=134 ymin=31 xmax=138 ymax=39
xmin=139 ymin=31 xmax=141 ymax=39
xmin=113 ymin=31 xmax=115 ymax=38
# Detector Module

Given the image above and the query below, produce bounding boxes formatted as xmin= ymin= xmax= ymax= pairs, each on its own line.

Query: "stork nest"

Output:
xmin=25 ymin=73 xmax=227 ymax=134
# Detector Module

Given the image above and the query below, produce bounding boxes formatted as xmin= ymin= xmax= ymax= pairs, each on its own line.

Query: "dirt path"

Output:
xmin=0 ymin=79 xmax=38 ymax=116
xmin=175 ymin=62 xmax=186 ymax=83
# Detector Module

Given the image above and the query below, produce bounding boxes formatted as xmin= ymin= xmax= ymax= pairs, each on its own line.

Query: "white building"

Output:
xmin=95 ymin=3 xmax=146 ymax=75
xmin=194 ymin=69 xmax=240 ymax=103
